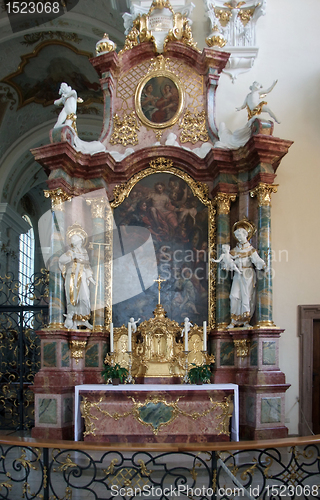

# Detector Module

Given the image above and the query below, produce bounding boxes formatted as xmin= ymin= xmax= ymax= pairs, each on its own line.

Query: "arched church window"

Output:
xmin=19 ymin=215 xmax=34 ymax=303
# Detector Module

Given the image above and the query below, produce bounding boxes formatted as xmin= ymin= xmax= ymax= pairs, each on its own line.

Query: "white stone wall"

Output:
xmin=191 ymin=0 xmax=320 ymax=435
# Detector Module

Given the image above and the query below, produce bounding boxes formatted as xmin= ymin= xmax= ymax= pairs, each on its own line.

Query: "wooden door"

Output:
xmin=312 ymin=320 xmax=320 ymax=433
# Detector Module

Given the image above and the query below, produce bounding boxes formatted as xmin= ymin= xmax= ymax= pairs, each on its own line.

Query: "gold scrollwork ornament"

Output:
xmin=179 ymin=109 xmax=209 ymax=144
xmin=233 ymin=339 xmax=250 ymax=357
xmin=69 ymin=340 xmax=87 ymax=364
xmin=110 ymin=112 xmax=140 ymax=146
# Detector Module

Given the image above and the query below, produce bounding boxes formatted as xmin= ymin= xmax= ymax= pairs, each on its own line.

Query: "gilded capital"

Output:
xmin=86 ymin=197 xmax=109 ymax=219
xmin=250 ymin=183 xmax=278 ymax=207
xmin=214 ymin=193 xmax=236 ymax=214
xmin=44 ymin=188 xmax=72 ymax=211
xmin=233 ymin=339 xmax=250 ymax=358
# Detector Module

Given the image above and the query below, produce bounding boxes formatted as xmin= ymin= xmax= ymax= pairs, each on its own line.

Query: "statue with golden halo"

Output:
xmin=59 ymin=223 xmax=95 ymax=330
xmin=227 ymin=218 xmax=265 ymax=328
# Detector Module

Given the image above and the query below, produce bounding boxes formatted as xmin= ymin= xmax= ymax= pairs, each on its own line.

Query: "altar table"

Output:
xmin=75 ymin=384 xmax=239 ymax=442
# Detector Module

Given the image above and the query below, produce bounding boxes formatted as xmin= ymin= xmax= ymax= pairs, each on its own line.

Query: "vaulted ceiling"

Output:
xmin=0 ymin=0 xmax=129 ymax=211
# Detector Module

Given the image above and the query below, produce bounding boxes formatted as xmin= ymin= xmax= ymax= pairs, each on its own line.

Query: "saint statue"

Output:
xmin=218 ymin=219 xmax=265 ymax=328
xmin=59 ymin=223 xmax=95 ymax=330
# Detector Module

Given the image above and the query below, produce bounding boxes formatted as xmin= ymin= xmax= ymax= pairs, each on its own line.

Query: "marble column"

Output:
xmin=44 ymin=189 xmax=72 ymax=328
xmin=213 ymin=193 xmax=236 ymax=329
xmin=86 ymin=197 xmax=110 ymax=331
xmin=250 ymin=183 xmax=277 ymax=327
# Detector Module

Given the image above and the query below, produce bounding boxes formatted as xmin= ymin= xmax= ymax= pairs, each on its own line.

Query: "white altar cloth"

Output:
xmin=74 ymin=384 xmax=239 ymax=442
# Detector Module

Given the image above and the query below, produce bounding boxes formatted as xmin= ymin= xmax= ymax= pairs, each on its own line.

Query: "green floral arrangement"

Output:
xmin=101 ymin=363 xmax=128 ymax=384
xmin=188 ymin=363 xmax=212 ymax=384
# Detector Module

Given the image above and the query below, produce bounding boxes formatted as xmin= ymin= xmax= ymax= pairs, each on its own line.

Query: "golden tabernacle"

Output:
xmin=107 ymin=302 xmax=213 ymax=382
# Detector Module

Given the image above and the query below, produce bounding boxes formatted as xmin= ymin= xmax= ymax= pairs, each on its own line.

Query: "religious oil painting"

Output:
xmin=135 ymin=73 xmax=183 ymax=128
xmin=112 ymin=173 xmax=209 ymax=328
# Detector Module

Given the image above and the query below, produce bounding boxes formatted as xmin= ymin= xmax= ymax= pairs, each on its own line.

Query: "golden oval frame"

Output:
xmin=135 ymin=70 xmax=184 ymax=129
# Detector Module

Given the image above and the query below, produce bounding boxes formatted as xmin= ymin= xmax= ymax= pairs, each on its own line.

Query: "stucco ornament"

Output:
xmin=204 ymin=0 xmax=266 ymax=82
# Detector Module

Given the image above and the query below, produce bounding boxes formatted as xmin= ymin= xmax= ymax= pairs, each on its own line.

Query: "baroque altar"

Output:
xmin=30 ymin=0 xmax=292 ymax=442
xmin=75 ymin=384 xmax=238 ymax=443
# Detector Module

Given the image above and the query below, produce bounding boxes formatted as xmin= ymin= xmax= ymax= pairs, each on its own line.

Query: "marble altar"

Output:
xmin=75 ymin=384 xmax=239 ymax=443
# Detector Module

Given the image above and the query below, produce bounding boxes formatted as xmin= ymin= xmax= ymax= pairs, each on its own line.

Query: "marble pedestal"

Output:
xmin=210 ymin=328 xmax=290 ymax=440
xmin=31 ymin=328 xmax=107 ymax=440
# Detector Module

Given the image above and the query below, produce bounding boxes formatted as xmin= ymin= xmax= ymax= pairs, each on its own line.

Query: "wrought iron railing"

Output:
xmin=0 ymin=434 xmax=319 ymax=499
xmin=0 ymin=271 xmax=49 ymax=430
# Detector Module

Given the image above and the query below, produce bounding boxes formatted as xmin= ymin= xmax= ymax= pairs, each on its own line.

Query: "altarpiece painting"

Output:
xmin=112 ymin=172 xmax=211 ymax=328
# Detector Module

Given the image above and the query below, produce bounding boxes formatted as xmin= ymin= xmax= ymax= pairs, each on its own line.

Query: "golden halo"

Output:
xmin=66 ymin=223 xmax=88 ymax=247
xmin=232 ymin=217 xmax=256 ymax=241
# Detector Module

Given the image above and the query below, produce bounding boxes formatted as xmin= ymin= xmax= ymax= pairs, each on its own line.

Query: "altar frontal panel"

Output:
xmin=80 ymin=389 xmax=233 ymax=443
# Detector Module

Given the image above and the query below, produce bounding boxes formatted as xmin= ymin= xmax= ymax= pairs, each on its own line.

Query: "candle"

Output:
xmin=128 ymin=322 xmax=132 ymax=351
xmin=203 ymin=321 xmax=207 ymax=351
xmin=110 ymin=323 xmax=114 ymax=352
xmin=184 ymin=319 xmax=188 ymax=351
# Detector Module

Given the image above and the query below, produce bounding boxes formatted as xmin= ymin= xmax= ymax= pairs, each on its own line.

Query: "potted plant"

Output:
xmin=101 ymin=363 xmax=128 ymax=385
xmin=188 ymin=363 xmax=212 ymax=385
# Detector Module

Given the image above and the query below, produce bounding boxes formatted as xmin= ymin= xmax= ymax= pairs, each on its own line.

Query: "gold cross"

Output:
xmin=154 ymin=275 xmax=165 ymax=304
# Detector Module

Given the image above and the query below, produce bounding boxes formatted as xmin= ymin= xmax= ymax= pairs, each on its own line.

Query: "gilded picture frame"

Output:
xmin=135 ymin=70 xmax=184 ymax=129
xmin=110 ymin=158 xmax=216 ymax=330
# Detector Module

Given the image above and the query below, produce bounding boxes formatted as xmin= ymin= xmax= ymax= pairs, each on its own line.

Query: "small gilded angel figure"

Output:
xmin=236 ymin=80 xmax=280 ymax=123
xmin=212 ymin=244 xmax=241 ymax=274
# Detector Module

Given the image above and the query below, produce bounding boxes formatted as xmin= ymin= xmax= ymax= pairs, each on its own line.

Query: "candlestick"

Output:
xmin=184 ymin=319 xmax=188 ymax=351
xmin=128 ymin=322 xmax=132 ymax=351
xmin=182 ymin=350 xmax=190 ymax=384
xmin=203 ymin=321 xmax=207 ymax=351
xmin=110 ymin=323 xmax=114 ymax=353
xmin=125 ymin=351 xmax=135 ymax=384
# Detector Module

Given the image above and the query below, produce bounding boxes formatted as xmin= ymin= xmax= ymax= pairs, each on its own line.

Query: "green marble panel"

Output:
xmin=61 ymin=342 xmax=70 ymax=367
xmin=261 ymin=397 xmax=281 ymax=424
xmin=250 ymin=340 xmax=258 ymax=366
xmin=138 ymin=402 xmax=174 ymax=432
xmin=102 ymin=342 xmax=108 ymax=363
xmin=246 ymin=396 xmax=255 ymax=424
xmin=85 ymin=344 xmax=99 ymax=367
xmin=43 ymin=342 xmax=57 ymax=367
xmin=262 ymin=341 xmax=276 ymax=365
xmin=220 ymin=341 xmax=234 ymax=366
xmin=38 ymin=398 xmax=57 ymax=424
xmin=63 ymin=398 xmax=73 ymax=423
